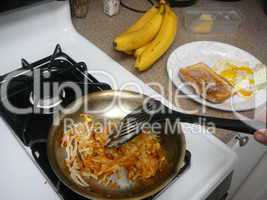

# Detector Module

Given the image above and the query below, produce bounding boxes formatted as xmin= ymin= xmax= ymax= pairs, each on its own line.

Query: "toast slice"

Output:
xmin=179 ymin=63 xmax=233 ymax=103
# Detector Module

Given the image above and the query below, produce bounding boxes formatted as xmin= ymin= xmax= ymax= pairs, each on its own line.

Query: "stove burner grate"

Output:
xmin=0 ymin=44 xmax=111 ymax=144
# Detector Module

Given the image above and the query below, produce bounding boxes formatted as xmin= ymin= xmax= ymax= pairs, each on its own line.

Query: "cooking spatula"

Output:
xmin=107 ymin=99 xmax=266 ymax=148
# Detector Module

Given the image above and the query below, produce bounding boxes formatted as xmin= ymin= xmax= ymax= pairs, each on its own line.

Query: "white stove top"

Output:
xmin=0 ymin=1 xmax=237 ymax=200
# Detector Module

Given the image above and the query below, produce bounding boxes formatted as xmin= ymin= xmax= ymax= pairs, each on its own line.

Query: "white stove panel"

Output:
xmin=0 ymin=119 xmax=61 ymax=200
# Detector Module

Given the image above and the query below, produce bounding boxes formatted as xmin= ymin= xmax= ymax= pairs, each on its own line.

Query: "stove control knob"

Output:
xmin=234 ymin=134 xmax=249 ymax=147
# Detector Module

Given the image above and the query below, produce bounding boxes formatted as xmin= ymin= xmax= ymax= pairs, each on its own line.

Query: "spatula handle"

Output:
xmin=177 ymin=113 xmax=266 ymax=135
xmin=147 ymin=99 xmax=266 ymax=135
xmin=152 ymin=111 xmax=266 ymax=135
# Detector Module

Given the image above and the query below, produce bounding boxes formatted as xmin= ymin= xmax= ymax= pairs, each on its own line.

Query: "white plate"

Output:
xmin=167 ymin=41 xmax=266 ymax=111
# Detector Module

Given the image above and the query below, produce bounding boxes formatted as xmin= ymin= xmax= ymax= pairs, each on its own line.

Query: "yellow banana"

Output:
xmin=118 ymin=6 xmax=158 ymax=55
xmin=134 ymin=44 xmax=149 ymax=58
xmin=119 ymin=6 xmax=159 ymax=36
xmin=135 ymin=5 xmax=178 ymax=71
xmin=114 ymin=5 xmax=165 ymax=51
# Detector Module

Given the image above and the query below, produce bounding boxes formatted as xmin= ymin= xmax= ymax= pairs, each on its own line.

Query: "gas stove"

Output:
xmin=0 ymin=1 xmax=237 ymax=200
xmin=0 ymin=43 xmax=191 ymax=200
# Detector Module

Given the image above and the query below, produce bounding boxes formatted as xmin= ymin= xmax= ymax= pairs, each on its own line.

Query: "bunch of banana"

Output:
xmin=113 ymin=2 xmax=178 ymax=72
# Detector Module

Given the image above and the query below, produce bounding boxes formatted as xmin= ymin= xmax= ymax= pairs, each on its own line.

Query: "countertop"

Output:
xmin=73 ymin=0 xmax=267 ymax=143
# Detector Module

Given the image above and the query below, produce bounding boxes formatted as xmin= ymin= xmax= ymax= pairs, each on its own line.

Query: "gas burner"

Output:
xmin=0 ymin=44 xmax=112 ymax=144
xmin=29 ymin=89 xmax=66 ymax=112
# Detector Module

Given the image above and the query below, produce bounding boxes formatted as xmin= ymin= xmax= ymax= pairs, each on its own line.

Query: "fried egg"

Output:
xmin=212 ymin=59 xmax=255 ymax=97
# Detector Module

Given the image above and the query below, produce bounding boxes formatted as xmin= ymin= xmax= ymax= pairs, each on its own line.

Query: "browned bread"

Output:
xmin=179 ymin=63 xmax=233 ymax=103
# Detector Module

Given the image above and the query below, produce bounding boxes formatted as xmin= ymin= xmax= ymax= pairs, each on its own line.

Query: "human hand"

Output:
xmin=254 ymin=129 xmax=267 ymax=145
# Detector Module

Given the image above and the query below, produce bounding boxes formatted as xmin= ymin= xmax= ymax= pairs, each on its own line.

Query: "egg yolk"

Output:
xmin=219 ymin=64 xmax=255 ymax=97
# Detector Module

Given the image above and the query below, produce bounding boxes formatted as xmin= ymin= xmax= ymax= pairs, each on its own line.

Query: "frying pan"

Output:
xmin=47 ymin=90 xmax=187 ymax=200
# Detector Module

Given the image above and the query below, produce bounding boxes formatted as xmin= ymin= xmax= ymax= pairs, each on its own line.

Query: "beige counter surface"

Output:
xmin=73 ymin=0 xmax=267 ymax=143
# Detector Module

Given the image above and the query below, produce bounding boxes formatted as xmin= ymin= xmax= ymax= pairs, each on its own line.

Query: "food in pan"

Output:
xmin=179 ymin=62 xmax=233 ymax=103
xmin=60 ymin=114 xmax=167 ymax=188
